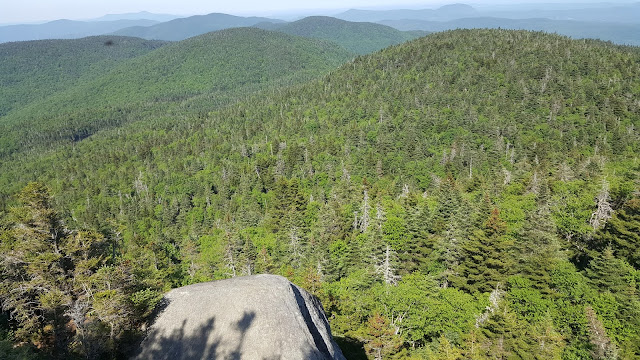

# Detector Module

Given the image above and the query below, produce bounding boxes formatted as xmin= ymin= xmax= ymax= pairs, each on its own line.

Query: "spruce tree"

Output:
xmin=401 ymin=195 xmax=431 ymax=273
xmin=514 ymin=190 xmax=562 ymax=295
xmin=1 ymin=183 xmax=68 ymax=349
xmin=586 ymin=247 xmax=640 ymax=354
xmin=594 ymin=197 xmax=640 ymax=269
xmin=453 ymin=208 xmax=511 ymax=294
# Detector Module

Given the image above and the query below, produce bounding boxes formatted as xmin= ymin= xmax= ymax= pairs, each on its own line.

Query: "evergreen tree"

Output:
xmin=514 ymin=195 xmax=562 ymax=295
xmin=594 ymin=197 xmax=640 ymax=269
xmin=454 ymin=208 xmax=511 ymax=294
xmin=404 ymin=195 xmax=432 ymax=273
xmin=586 ymin=247 xmax=640 ymax=354
xmin=0 ymin=183 xmax=148 ymax=358
xmin=0 ymin=183 xmax=69 ymax=352
xmin=432 ymin=176 xmax=461 ymax=234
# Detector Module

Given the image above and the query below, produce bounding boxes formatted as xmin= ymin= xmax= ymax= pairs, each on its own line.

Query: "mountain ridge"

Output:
xmin=0 ymin=19 xmax=160 ymax=43
xmin=263 ymin=16 xmax=426 ymax=55
xmin=111 ymin=12 xmax=285 ymax=41
xmin=336 ymin=3 xmax=478 ymax=22
xmin=378 ymin=16 xmax=640 ymax=46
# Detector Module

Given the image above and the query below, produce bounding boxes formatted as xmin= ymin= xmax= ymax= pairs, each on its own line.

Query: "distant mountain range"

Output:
xmin=0 ymin=28 xmax=352 ymax=152
xmin=0 ymin=36 xmax=167 ymax=116
xmin=378 ymin=17 xmax=640 ymax=46
xmin=335 ymin=3 xmax=479 ymax=22
xmin=111 ymin=13 xmax=284 ymax=41
xmin=0 ymin=3 xmax=638 ymax=47
xmin=255 ymin=16 xmax=427 ymax=55
xmin=334 ymin=2 xmax=640 ymax=24
xmin=0 ymin=19 xmax=159 ymax=43
xmin=485 ymin=2 xmax=640 ymax=24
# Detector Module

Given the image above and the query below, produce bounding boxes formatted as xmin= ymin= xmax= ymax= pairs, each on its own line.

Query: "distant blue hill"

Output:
xmin=0 ymin=19 xmax=159 ymax=43
xmin=257 ymin=16 xmax=427 ymax=55
xmin=335 ymin=2 xmax=640 ymax=24
xmin=378 ymin=17 xmax=640 ymax=46
xmin=335 ymin=4 xmax=478 ymax=22
xmin=487 ymin=2 xmax=640 ymax=24
xmin=111 ymin=13 xmax=284 ymax=41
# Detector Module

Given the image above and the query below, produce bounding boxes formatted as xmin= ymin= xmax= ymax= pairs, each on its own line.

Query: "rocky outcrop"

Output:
xmin=133 ymin=274 xmax=346 ymax=360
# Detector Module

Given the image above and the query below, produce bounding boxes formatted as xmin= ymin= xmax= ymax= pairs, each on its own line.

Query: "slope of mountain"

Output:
xmin=111 ymin=13 xmax=284 ymax=41
xmin=378 ymin=17 xmax=640 ymax=46
xmin=0 ymin=19 xmax=159 ymax=43
xmin=0 ymin=28 xmax=352 ymax=156
xmin=1 ymin=29 xmax=639 ymax=359
xmin=266 ymin=16 xmax=426 ymax=55
xmin=336 ymin=3 xmax=478 ymax=22
xmin=0 ymin=36 xmax=167 ymax=116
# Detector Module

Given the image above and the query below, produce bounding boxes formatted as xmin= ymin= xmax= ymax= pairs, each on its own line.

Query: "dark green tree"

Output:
xmin=454 ymin=208 xmax=511 ymax=294
xmin=594 ymin=197 xmax=640 ymax=269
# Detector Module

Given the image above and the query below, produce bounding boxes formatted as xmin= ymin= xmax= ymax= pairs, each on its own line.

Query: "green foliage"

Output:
xmin=0 ymin=36 xmax=167 ymax=117
xmin=0 ymin=28 xmax=352 ymax=157
xmin=507 ymin=276 xmax=553 ymax=323
xmin=0 ymin=183 xmax=155 ymax=358
xmin=586 ymin=247 xmax=640 ymax=351
xmin=1 ymin=28 xmax=639 ymax=358
xmin=454 ymin=208 xmax=512 ymax=294
xmin=129 ymin=289 xmax=163 ymax=319
xmin=594 ymin=197 xmax=640 ymax=268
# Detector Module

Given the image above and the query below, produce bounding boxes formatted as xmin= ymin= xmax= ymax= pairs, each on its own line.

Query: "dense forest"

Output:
xmin=0 ymin=36 xmax=167 ymax=116
xmin=0 ymin=28 xmax=352 ymax=156
xmin=0 ymin=28 xmax=639 ymax=359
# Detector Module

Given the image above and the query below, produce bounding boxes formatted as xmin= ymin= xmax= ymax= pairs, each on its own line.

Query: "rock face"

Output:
xmin=134 ymin=274 xmax=346 ymax=360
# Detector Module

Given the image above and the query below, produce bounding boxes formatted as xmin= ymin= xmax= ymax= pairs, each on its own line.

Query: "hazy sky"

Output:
xmin=2 ymin=0 xmax=636 ymax=24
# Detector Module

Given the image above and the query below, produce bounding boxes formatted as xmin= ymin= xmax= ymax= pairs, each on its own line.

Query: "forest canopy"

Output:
xmin=0 ymin=28 xmax=639 ymax=359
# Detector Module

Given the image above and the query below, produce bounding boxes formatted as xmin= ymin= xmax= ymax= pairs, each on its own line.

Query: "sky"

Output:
xmin=1 ymin=0 xmax=636 ymax=24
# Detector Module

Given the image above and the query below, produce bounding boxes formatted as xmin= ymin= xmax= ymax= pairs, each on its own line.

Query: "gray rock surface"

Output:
xmin=134 ymin=274 xmax=346 ymax=360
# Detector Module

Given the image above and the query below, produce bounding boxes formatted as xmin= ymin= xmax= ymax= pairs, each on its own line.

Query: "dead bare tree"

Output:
xmin=590 ymin=179 xmax=613 ymax=230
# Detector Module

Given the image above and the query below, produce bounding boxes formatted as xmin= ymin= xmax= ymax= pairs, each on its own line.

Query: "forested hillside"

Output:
xmin=265 ymin=16 xmax=426 ymax=55
xmin=0 ymin=28 xmax=352 ymax=157
xmin=0 ymin=36 xmax=167 ymax=116
xmin=1 ymin=29 xmax=639 ymax=359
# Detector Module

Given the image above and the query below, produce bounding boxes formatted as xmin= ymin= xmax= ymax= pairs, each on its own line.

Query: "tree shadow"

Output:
xmin=333 ymin=336 xmax=368 ymax=360
xmin=133 ymin=317 xmax=218 ymax=360
xmin=229 ymin=311 xmax=255 ymax=360
xmin=131 ymin=309 xmax=256 ymax=360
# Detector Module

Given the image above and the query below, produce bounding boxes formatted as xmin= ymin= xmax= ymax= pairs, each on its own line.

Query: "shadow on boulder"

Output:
xmin=131 ymin=275 xmax=346 ymax=359
xmin=133 ymin=311 xmax=254 ymax=360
